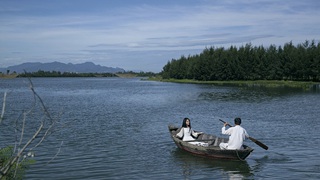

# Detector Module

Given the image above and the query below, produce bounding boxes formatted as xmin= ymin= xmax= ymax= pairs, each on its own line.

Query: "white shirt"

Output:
xmin=221 ymin=125 xmax=249 ymax=150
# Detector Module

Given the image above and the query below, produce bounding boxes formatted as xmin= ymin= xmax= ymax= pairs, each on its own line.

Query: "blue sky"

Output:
xmin=1 ymin=0 xmax=319 ymax=72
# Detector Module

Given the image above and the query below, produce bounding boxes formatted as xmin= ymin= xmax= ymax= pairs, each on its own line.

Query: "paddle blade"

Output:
xmin=248 ymin=137 xmax=268 ymax=150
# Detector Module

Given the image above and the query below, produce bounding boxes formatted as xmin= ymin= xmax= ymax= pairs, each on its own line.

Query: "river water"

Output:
xmin=0 ymin=78 xmax=319 ymax=179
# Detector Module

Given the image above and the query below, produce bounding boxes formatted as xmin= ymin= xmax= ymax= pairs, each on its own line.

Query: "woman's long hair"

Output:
xmin=182 ymin=118 xmax=191 ymax=131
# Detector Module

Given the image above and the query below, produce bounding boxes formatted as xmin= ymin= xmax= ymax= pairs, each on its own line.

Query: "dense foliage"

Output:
xmin=117 ymin=71 xmax=157 ymax=77
xmin=17 ymin=71 xmax=117 ymax=77
xmin=16 ymin=70 xmax=156 ymax=78
xmin=0 ymin=146 xmax=35 ymax=179
xmin=161 ymin=40 xmax=320 ymax=82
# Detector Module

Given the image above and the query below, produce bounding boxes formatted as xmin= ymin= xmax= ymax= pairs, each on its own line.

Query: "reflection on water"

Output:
xmin=311 ymin=84 xmax=320 ymax=92
xmin=171 ymin=148 xmax=253 ymax=179
xmin=198 ymin=85 xmax=315 ymax=103
xmin=198 ymin=90 xmax=271 ymax=102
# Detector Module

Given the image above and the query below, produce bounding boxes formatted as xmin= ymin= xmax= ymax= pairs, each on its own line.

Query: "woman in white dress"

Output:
xmin=175 ymin=118 xmax=208 ymax=147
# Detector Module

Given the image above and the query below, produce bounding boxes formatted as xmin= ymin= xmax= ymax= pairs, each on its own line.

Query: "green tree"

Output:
xmin=160 ymin=40 xmax=319 ymax=82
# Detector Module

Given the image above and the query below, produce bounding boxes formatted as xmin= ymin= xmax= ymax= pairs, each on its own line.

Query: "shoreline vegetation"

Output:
xmin=1 ymin=71 xmax=319 ymax=89
xmin=147 ymin=77 xmax=319 ymax=90
xmin=154 ymin=39 xmax=320 ymax=90
xmin=1 ymin=40 xmax=319 ymax=90
xmin=0 ymin=71 xmax=155 ymax=78
xmin=0 ymin=73 xmax=18 ymax=79
xmin=161 ymin=40 xmax=320 ymax=82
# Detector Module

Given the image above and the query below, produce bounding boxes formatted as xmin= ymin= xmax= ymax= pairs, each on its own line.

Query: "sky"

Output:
xmin=0 ymin=0 xmax=319 ymax=72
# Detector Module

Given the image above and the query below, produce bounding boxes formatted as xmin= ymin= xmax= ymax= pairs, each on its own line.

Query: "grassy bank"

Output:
xmin=148 ymin=77 xmax=319 ymax=89
xmin=0 ymin=74 xmax=18 ymax=79
xmin=115 ymin=73 xmax=138 ymax=78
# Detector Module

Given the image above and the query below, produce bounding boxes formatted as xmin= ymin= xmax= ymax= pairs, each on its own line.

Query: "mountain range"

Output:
xmin=0 ymin=62 xmax=125 ymax=74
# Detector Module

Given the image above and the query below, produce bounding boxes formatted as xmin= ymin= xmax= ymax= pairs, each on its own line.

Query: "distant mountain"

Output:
xmin=0 ymin=62 xmax=125 ymax=74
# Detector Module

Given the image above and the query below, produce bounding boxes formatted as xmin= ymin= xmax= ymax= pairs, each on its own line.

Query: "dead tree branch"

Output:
xmin=0 ymin=78 xmax=62 ymax=179
xmin=0 ymin=92 xmax=6 ymax=123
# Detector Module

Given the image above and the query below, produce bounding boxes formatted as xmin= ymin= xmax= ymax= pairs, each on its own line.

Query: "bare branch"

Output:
xmin=1 ymin=121 xmax=44 ymax=176
xmin=47 ymin=141 xmax=64 ymax=165
xmin=0 ymin=91 xmax=7 ymax=123
xmin=13 ymin=112 xmax=23 ymax=153
xmin=0 ymin=77 xmax=63 ymax=179
xmin=18 ymin=111 xmax=27 ymax=148
xmin=30 ymin=116 xmax=54 ymax=150
xmin=27 ymin=77 xmax=54 ymax=123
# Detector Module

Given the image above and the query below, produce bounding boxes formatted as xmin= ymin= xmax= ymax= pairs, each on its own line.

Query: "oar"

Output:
xmin=219 ymin=119 xmax=269 ymax=150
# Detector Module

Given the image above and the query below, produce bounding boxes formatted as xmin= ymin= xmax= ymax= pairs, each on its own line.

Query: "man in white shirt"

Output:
xmin=219 ymin=118 xmax=249 ymax=150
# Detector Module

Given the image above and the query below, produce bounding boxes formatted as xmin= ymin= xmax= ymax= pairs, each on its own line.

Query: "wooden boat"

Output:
xmin=168 ymin=124 xmax=254 ymax=161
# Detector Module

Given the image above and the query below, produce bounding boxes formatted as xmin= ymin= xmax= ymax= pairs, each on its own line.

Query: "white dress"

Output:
xmin=176 ymin=127 xmax=208 ymax=147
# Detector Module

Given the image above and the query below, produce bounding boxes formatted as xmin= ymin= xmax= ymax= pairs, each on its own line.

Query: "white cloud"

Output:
xmin=0 ymin=0 xmax=319 ymax=72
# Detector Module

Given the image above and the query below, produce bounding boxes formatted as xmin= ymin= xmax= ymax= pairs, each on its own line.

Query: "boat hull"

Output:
xmin=168 ymin=125 xmax=253 ymax=160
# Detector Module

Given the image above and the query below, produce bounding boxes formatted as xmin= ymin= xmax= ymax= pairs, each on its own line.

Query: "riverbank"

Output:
xmin=0 ymin=74 xmax=18 ymax=79
xmin=147 ymin=77 xmax=319 ymax=90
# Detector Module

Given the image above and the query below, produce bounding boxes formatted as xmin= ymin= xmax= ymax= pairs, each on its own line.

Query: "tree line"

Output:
xmin=14 ymin=70 xmax=156 ymax=78
xmin=161 ymin=40 xmax=320 ymax=82
xmin=17 ymin=70 xmax=118 ymax=77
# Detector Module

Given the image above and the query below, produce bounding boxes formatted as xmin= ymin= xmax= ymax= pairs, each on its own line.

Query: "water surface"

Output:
xmin=0 ymin=78 xmax=319 ymax=179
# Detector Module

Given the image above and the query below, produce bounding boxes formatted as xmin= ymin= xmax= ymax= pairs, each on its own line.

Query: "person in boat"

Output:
xmin=219 ymin=117 xmax=249 ymax=150
xmin=175 ymin=118 xmax=208 ymax=147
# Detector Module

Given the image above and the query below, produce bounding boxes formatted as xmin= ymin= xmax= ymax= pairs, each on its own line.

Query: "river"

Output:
xmin=0 ymin=77 xmax=319 ymax=179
